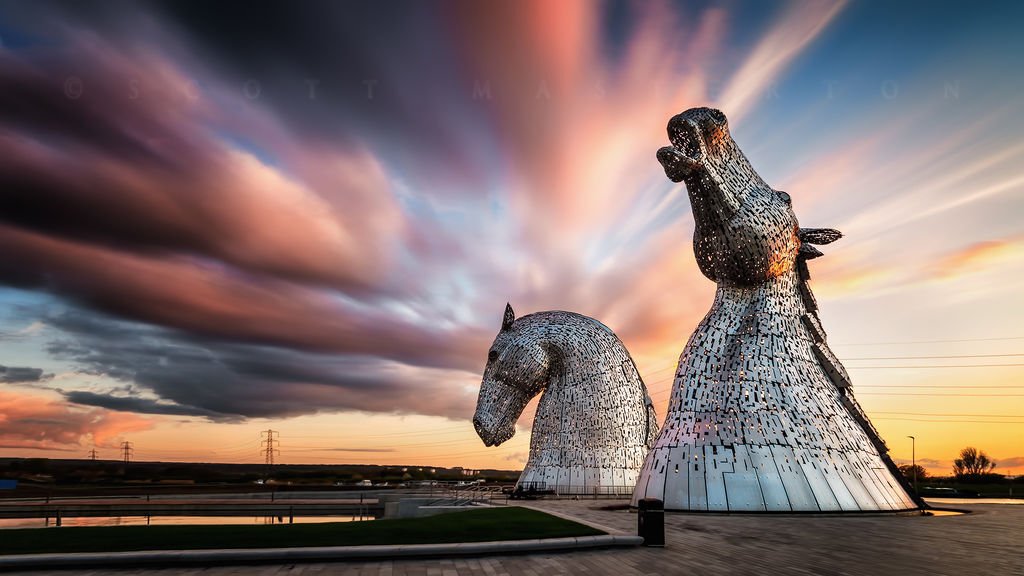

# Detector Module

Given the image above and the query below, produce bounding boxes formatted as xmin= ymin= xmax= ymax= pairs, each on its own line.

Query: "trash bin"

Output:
xmin=637 ymin=498 xmax=664 ymax=547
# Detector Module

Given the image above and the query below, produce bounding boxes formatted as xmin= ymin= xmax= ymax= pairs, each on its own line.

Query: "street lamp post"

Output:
xmin=907 ymin=435 xmax=917 ymax=494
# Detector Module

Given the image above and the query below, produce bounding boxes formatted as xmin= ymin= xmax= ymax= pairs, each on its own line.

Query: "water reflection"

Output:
xmin=0 ymin=515 xmax=371 ymax=529
xmin=927 ymin=509 xmax=965 ymax=517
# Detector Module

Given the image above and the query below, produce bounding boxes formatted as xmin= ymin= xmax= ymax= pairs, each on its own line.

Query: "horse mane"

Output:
xmin=796 ymin=226 xmax=924 ymax=507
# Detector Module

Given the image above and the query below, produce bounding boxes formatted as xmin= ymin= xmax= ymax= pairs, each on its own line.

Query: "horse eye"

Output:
xmin=777 ymin=191 xmax=791 ymax=205
xmin=488 ymin=350 xmax=498 ymax=362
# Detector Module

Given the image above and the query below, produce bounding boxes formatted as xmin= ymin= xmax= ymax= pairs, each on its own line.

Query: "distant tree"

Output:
xmin=953 ymin=447 xmax=996 ymax=479
xmin=898 ymin=464 xmax=928 ymax=482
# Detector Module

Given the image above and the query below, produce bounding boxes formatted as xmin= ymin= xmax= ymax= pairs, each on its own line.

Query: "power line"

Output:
xmin=849 ymin=364 xmax=1024 ymax=369
xmin=845 ymin=353 xmax=1024 ymax=360
xmin=390 ymin=447 xmax=515 ymax=460
xmin=88 ymin=448 xmax=98 ymax=461
xmin=871 ymin=411 xmax=1022 ymax=418
xmin=873 ymin=417 xmax=1024 ymax=424
xmin=833 ymin=336 xmax=1024 ymax=346
xmin=261 ymin=429 xmax=280 ymax=466
xmin=287 ymin=427 xmax=470 ymax=440
xmin=857 ymin=384 xmax=1024 ymax=389
xmin=644 ymin=359 xmax=1024 ymax=373
xmin=858 ymin=392 xmax=1024 ymax=397
xmin=287 ymin=435 xmax=482 ymax=450
xmin=211 ymin=438 xmax=265 ymax=450
xmin=209 ymin=442 xmax=263 ymax=455
xmin=648 ymin=383 xmax=1024 ymax=402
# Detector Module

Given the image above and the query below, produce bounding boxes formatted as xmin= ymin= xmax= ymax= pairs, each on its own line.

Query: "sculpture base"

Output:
xmin=517 ymin=465 xmax=640 ymax=496
xmin=633 ymin=443 xmax=919 ymax=512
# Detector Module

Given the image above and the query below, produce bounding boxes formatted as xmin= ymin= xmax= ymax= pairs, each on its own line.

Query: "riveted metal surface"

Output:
xmin=473 ymin=306 xmax=658 ymax=495
xmin=633 ymin=107 xmax=918 ymax=512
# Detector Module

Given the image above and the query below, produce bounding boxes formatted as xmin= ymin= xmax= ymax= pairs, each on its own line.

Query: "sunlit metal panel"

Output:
xmin=631 ymin=107 xmax=918 ymax=512
xmin=472 ymin=305 xmax=659 ymax=495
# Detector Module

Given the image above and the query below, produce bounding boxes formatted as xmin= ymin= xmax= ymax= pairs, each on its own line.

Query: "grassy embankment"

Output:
xmin=0 ymin=507 xmax=604 ymax=556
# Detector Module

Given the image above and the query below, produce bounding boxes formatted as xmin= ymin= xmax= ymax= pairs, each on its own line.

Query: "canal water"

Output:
xmin=0 ymin=515 xmax=372 ymax=529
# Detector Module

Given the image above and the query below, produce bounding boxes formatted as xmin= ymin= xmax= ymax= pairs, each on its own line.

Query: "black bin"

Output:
xmin=636 ymin=498 xmax=665 ymax=547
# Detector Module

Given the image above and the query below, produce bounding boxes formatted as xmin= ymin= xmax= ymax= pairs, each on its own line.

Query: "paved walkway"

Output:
xmin=6 ymin=500 xmax=1024 ymax=575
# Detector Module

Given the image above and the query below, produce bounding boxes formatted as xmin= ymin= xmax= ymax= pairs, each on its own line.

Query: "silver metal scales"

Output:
xmin=473 ymin=305 xmax=659 ymax=495
xmin=631 ymin=107 xmax=919 ymax=512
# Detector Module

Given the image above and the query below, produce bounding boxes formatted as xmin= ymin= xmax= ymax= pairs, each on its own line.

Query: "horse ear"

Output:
xmin=798 ymin=228 xmax=843 ymax=245
xmin=501 ymin=303 xmax=515 ymax=331
xmin=799 ymin=244 xmax=824 ymax=260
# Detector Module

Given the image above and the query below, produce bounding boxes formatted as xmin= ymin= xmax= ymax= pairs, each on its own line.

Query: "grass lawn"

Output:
xmin=0 ymin=507 xmax=605 ymax=556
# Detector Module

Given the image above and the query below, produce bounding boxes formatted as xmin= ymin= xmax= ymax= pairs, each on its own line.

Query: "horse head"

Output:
xmin=472 ymin=303 xmax=558 ymax=447
xmin=656 ymin=107 xmax=842 ymax=286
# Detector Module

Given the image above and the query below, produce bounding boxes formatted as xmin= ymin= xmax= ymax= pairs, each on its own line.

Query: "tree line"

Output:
xmin=898 ymin=446 xmax=1011 ymax=484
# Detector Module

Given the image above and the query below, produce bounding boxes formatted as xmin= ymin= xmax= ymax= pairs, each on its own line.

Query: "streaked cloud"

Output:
xmin=0 ymin=390 xmax=152 ymax=450
xmin=928 ymin=238 xmax=1024 ymax=280
xmin=0 ymin=365 xmax=48 ymax=384
xmin=0 ymin=0 xmax=1020 ymax=469
xmin=717 ymin=0 xmax=847 ymax=123
xmin=997 ymin=456 xmax=1024 ymax=469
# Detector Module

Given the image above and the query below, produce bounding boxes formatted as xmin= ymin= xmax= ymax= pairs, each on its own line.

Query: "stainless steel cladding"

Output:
xmin=633 ymin=107 xmax=919 ymax=512
xmin=474 ymin=305 xmax=659 ymax=495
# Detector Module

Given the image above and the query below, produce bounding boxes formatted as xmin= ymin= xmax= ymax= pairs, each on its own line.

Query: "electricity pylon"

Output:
xmin=261 ymin=430 xmax=280 ymax=466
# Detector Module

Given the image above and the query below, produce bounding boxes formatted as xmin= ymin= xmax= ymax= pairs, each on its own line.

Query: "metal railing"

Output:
xmin=507 ymin=483 xmax=635 ymax=500
xmin=423 ymin=483 xmax=505 ymax=507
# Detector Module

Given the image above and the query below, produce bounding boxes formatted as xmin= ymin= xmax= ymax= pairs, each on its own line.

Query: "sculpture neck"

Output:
xmin=515 ymin=313 xmax=623 ymax=395
xmin=526 ymin=321 xmax=645 ymax=444
xmin=713 ymin=269 xmax=804 ymax=314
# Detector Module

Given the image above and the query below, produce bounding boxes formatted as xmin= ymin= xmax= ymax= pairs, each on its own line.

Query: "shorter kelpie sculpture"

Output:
xmin=632 ymin=107 xmax=920 ymax=512
xmin=473 ymin=305 xmax=658 ymax=495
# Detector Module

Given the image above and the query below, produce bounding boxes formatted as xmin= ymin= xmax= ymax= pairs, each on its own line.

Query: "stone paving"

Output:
xmin=6 ymin=500 xmax=1024 ymax=575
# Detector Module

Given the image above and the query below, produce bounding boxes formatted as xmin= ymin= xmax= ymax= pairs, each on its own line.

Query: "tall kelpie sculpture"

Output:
xmin=632 ymin=107 xmax=920 ymax=512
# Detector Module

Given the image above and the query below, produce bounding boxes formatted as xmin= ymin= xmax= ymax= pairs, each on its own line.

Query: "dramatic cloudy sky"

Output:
xmin=0 ymin=0 xmax=1022 ymax=474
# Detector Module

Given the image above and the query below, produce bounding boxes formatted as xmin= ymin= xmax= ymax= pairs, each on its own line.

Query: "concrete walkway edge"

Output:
xmin=0 ymin=535 xmax=643 ymax=570
xmin=513 ymin=503 xmax=629 ymax=535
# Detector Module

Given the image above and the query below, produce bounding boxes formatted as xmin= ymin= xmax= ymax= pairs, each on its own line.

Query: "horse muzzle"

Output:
xmin=657 ymin=146 xmax=700 ymax=182
xmin=473 ymin=414 xmax=516 ymax=447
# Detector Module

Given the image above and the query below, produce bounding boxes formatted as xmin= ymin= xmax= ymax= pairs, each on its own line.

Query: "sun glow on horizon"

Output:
xmin=0 ymin=0 xmax=1022 ymax=478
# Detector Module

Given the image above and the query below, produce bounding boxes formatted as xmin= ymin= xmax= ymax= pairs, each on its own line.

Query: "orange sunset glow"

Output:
xmin=0 ymin=0 xmax=1022 ymax=480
